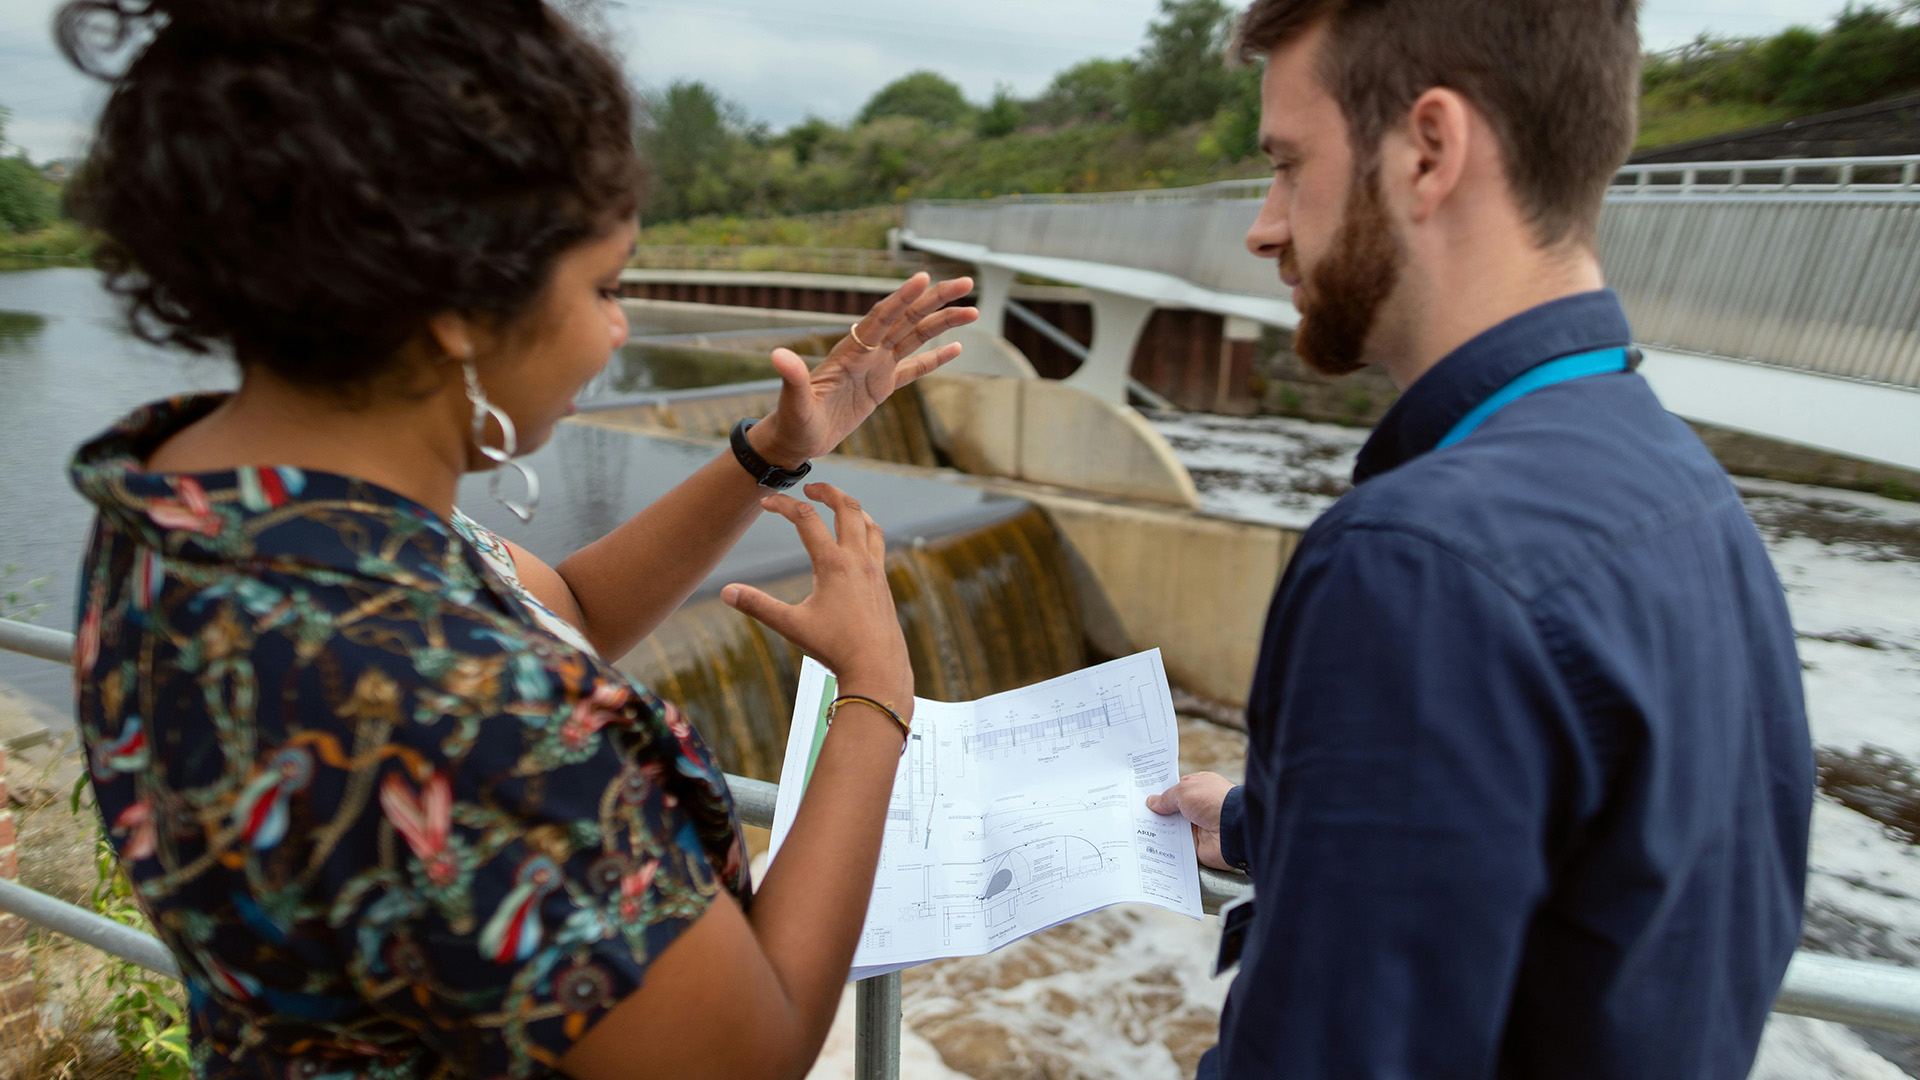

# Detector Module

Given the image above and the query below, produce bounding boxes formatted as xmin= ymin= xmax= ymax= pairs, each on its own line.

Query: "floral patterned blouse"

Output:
xmin=69 ymin=396 xmax=750 ymax=1080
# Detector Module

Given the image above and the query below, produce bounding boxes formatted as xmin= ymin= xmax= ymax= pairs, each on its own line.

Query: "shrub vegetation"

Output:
xmin=0 ymin=107 xmax=60 ymax=236
xmin=637 ymin=0 xmax=1920 ymax=236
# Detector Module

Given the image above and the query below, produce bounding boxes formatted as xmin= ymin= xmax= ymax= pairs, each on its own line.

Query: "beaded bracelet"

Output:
xmin=828 ymin=694 xmax=912 ymax=750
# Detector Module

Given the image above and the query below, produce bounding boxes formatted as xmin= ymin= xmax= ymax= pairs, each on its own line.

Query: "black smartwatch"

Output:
xmin=730 ymin=419 xmax=813 ymax=491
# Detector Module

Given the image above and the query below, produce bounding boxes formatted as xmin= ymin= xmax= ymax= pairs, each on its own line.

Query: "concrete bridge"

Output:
xmin=901 ymin=155 xmax=1920 ymax=473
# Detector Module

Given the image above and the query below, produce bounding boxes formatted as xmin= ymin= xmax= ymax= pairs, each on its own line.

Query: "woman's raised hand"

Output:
xmin=721 ymin=484 xmax=912 ymax=707
xmin=750 ymin=274 xmax=978 ymax=468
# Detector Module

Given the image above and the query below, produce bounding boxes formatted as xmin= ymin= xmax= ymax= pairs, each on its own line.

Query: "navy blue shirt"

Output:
xmin=1205 ymin=292 xmax=1812 ymax=1079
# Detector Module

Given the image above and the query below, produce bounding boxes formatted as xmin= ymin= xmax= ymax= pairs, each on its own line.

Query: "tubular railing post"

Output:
xmin=855 ymin=973 xmax=903 ymax=1080
xmin=0 ymin=619 xmax=73 ymax=664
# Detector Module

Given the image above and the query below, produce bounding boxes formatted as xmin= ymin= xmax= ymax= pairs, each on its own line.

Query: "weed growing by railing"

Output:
xmin=0 ymin=566 xmax=47 ymax=622
xmin=69 ymin=780 xmax=188 ymax=1080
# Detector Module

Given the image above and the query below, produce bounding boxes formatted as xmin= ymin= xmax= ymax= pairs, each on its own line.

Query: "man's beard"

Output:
xmin=1283 ymin=164 xmax=1405 ymax=377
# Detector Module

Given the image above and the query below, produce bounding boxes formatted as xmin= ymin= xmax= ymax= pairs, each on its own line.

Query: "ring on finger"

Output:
xmin=849 ymin=323 xmax=879 ymax=351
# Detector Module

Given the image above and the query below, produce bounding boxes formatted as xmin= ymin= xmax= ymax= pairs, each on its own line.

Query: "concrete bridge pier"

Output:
xmin=972 ymin=264 xmax=1018 ymax=345
xmin=1063 ymin=291 xmax=1159 ymax=407
xmin=974 ymin=262 xmax=1158 ymax=408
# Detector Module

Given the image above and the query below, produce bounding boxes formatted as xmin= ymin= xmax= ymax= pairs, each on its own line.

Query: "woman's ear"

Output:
xmin=426 ymin=311 xmax=478 ymax=364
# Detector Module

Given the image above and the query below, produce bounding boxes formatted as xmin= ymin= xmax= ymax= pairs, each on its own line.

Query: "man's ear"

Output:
xmin=1398 ymin=87 xmax=1474 ymax=226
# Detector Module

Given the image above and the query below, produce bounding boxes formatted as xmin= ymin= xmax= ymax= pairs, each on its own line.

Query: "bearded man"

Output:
xmin=1147 ymin=2 xmax=1813 ymax=1077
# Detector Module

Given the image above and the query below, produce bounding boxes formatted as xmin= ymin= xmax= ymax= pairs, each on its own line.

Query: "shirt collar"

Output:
xmin=1353 ymin=290 xmax=1634 ymax=484
xmin=70 ymin=394 xmax=497 ymax=601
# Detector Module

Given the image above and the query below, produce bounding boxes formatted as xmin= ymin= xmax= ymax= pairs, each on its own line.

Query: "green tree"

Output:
xmin=850 ymin=117 xmax=932 ymax=200
xmin=1200 ymin=65 xmax=1263 ymax=162
xmin=641 ymin=81 xmax=749 ymax=221
xmin=976 ymin=84 xmax=1025 ymax=138
xmin=0 ymin=106 xmax=58 ymax=234
xmin=1641 ymin=5 xmax=1920 ymax=114
xmin=1758 ymin=27 xmax=1822 ymax=99
xmin=783 ymin=116 xmax=837 ymax=166
xmin=1781 ymin=6 xmax=1920 ymax=109
xmin=0 ymin=159 xmax=54 ymax=234
xmin=858 ymin=71 xmax=971 ymax=127
xmin=1126 ymin=0 xmax=1239 ymax=135
xmin=1032 ymin=59 xmax=1135 ymax=125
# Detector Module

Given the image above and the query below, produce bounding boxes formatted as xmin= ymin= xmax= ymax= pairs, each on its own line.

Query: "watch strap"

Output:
xmin=730 ymin=419 xmax=813 ymax=491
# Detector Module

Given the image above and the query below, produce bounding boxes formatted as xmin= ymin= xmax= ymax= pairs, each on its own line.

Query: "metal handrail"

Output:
xmin=907 ymin=155 xmax=1920 ymax=208
xmin=1611 ymin=155 xmax=1920 ymax=197
xmin=6 ymin=617 xmax=1920 ymax=1045
xmin=0 ymin=618 xmax=76 ymax=665
xmin=914 ymin=176 xmax=1274 ymax=207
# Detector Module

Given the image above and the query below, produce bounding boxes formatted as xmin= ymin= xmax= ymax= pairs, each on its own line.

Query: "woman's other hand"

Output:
xmin=720 ymin=484 xmax=911 ymax=707
xmin=567 ymin=484 xmax=913 ymax=1080
xmin=749 ymin=274 xmax=978 ymax=468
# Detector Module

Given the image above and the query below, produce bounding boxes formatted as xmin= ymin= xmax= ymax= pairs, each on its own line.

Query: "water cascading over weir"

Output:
xmin=619 ymin=501 xmax=1086 ymax=781
xmin=499 ymin=291 xmax=1290 ymax=787
xmin=509 ymin=375 xmax=1099 ymax=785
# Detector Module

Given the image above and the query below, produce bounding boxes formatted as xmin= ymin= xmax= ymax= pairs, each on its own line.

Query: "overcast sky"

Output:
xmin=0 ymin=0 xmax=1859 ymax=163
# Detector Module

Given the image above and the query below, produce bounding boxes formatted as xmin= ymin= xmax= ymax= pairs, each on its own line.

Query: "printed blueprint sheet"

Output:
xmin=769 ymin=650 xmax=1203 ymax=978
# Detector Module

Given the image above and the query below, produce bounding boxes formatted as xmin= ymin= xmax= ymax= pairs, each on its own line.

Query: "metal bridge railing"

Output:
xmin=911 ymin=176 xmax=1273 ymax=208
xmin=1610 ymin=155 xmax=1920 ymax=199
xmin=5 ymin=615 xmax=1920 ymax=1072
xmin=909 ymin=156 xmax=1920 ymax=208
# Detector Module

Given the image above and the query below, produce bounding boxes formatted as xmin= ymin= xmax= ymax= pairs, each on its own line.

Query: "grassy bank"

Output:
xmin=638 ymin=206 xmax=901 ymax=249
xmin=1635 ymin=98 xmax=1800 ymax=151
xmin=0 ymin=221 xmax=96 ymax=268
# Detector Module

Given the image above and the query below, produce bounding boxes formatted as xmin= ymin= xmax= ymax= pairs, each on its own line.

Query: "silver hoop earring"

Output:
xmin=462 ymin=361 xmax=540 ymax=524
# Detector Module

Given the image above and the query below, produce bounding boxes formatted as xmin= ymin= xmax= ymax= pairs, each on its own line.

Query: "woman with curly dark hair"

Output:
xmin=55 ymin=2 xmax=978 ymax=1077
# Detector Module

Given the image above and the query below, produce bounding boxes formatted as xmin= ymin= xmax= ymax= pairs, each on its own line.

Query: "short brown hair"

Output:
xmin=1237 ymin=0 xmax=1641 ymax=247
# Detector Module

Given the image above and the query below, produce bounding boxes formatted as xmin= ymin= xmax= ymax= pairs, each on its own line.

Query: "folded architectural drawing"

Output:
xmin=769 ymin=650 xmax=1204 ymax=979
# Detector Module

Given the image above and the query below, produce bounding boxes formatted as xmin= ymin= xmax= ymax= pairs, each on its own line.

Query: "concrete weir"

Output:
xmin=573 ymin=375 xmax=1292 ymax=709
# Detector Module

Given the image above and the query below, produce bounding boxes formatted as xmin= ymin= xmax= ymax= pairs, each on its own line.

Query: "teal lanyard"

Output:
xmin=1436 ymin=348 xmax=1635 ymax=451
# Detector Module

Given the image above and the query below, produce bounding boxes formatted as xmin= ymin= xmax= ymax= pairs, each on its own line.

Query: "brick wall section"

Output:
xmin=0 ymin=748 xmax=34 ymax=1052
xmin=621 ymin=281 xmax=891 ymax=317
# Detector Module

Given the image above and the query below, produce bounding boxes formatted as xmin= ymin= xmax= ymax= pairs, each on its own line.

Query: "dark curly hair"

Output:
xmin=57 ymin=0 xmax=643 ymax=388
